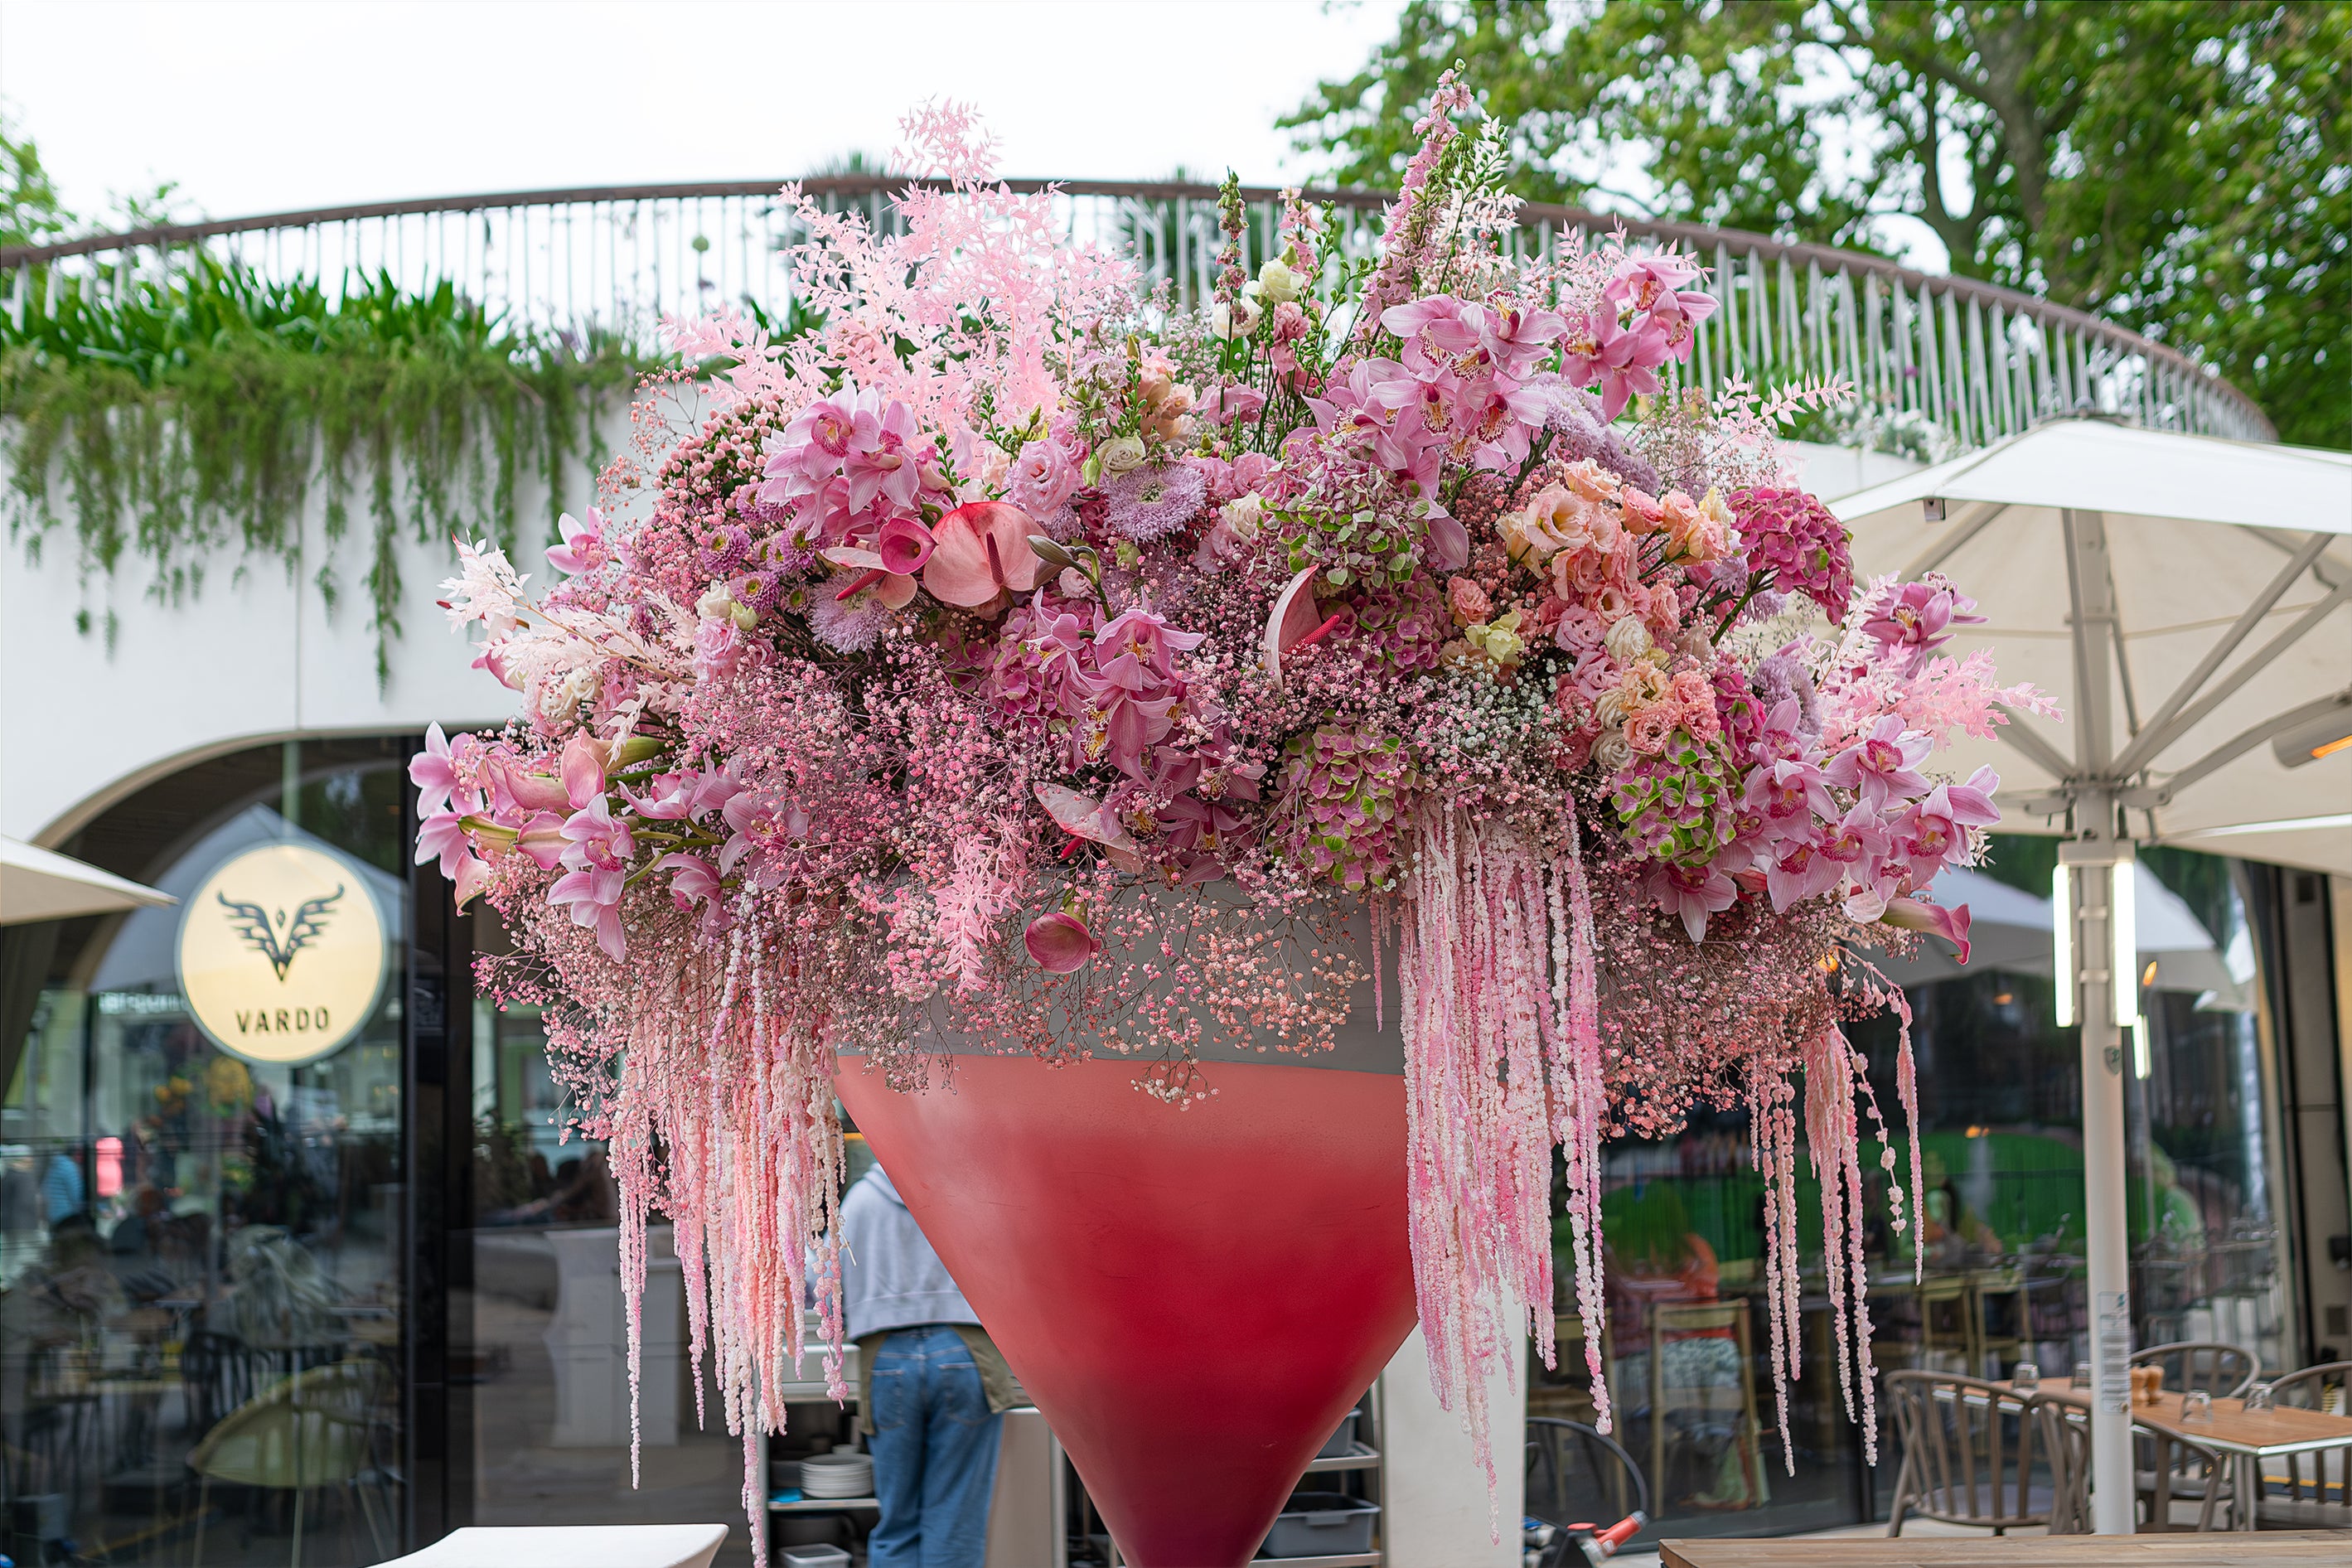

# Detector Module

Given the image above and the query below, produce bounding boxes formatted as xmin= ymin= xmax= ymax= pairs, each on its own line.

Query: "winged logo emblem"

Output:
xmin=216 ymin=885 xmax=346 ymax=981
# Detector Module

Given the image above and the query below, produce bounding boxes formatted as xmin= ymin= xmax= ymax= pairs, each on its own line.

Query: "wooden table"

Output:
xmin=1659 ymin=1534 xmax=2352 ymax=1566
xmin=1999 ymin=1377 xmax=2352 ymax=1531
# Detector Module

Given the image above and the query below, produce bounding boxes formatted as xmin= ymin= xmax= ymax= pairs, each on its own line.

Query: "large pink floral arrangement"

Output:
xmin=416 ymin=81 xmax=2050 ymax=1518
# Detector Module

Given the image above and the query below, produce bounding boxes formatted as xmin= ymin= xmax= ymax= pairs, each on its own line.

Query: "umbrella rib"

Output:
xmin=1900 ymin=501 xmax=2005 ymax=579
xmin=2108 ymin=530 xmax=2335 ymax=779
xmin=2110 ymin=573 xmax=2352 ymax=780
xmin=1992 ymin=707 xmax=2076 ymax=782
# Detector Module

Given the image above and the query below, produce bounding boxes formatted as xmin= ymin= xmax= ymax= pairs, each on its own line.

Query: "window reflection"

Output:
xmin=1534 ymin=840 xmax=2285 ymax=1541
xmin=457 ymin=926 xmax=745 ymax=1549
xmin=0 ymin=750 xmax=408 ymax=1567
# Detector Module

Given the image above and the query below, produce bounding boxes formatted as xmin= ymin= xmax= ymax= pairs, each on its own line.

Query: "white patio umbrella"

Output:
xmin=1877 ymin=864 xmax=2249 ymax=1014
xmin=0 ymin=835 xmax=176 ymax=925
xmin=1835 ymin=417 xmax=2352 ymax=1532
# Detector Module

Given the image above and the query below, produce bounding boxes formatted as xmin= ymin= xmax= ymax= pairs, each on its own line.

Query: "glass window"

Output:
xmin=455 ymin=912 xmax=750 ymax=1551
xmin=1532 ymin=836 xmax=2286 ymax=1541
xmin=0 ymin=742 xmax=409 ymax=1566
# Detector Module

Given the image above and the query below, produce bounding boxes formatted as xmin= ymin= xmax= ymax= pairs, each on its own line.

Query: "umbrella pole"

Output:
xmin=2064 ymin=830 xmax=2137 ymax=1533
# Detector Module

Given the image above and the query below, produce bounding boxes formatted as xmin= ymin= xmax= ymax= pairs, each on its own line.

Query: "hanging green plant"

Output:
xmin=0 ymin=252 xmax=651 ymax=685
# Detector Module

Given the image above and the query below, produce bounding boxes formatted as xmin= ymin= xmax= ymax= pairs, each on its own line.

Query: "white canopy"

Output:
xmin=1834 ymin=419 xmax=2352 ymax=876
xmin=1880 ymin=864 xmax=2249 ymax=1009
xmin=1836 ymin=417 xmax=2348 ymax=1533
xmin=0 ymin=836 xmax=177 ymax=926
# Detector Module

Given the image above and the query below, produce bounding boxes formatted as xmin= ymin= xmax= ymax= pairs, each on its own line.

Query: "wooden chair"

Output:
xmin=2132 ymin=1339 xmax=2260 ymax=1398
xmin=1884 ymin=1370 xmax=2045 ymax=1536
xmin=1969 ymin=1267 xmax=2031 ymax=1378
xmin=2028 ymin=1391 xmax=2092 ymax=1534
xmin=2130 ymin=1339 xmax=2258 ymax=1529
xmin=2255 ymin=1360 xmax=2352 ymax=1529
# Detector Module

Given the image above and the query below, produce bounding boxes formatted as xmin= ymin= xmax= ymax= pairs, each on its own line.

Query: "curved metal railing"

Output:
xmin=0 ymin=176 xmax=2274 ymax=449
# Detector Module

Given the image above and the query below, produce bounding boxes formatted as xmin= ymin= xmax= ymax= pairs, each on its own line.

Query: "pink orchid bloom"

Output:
xmin=1812 ymin=802 xmax=1899 ymax=916
xmin=1024 ymin=911 xmax=1100 ymax=973
xmin=1765 ymin=831 xmax=1846 ymax=912
xmin=1561 ymin=307 xmax=1669 ymax=420
xmin=1881 ymin=895 xmax=1973 ymax=964
xmin=414 ymin=811 xmax=473 ymax=878
xmin=657 ymin=852 xmax=733 ymax=937
xmin=1823 ymin=716 xmax=1934 ymax=807
xmin=1479 ymin=304 xmax=1570 ymax=379
xmin=559 ymin=795 xmax=633 ymax=872
xmin=1862 ymin=580 xmax=1984 ymax=672
xmin=1646 ymin=860 xmax=1739 ymax=943
xmin=409 ymin=723 xmax=483 ymax=817
xmin=1740 ymin=757 xmax=1836 ymax=835
xmin=549 ymin=865 xmax=628 ymax=961
xmin=1890 ymin=767 xmax=2001 ymax=881
xmin=545 ymin=510 xmax=611 ymax=577
xmin=923 ymin=502 xmax=1046 ymax=607
xmin=719 ymin=791 xmax=811 ymax=878
xmin=657 ymin=851 xmax=724 ymax=908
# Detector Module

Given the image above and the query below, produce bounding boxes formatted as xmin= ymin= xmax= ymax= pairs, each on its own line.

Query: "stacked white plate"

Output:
xmin=799 ymin=1449 xmax=874 ymax=1498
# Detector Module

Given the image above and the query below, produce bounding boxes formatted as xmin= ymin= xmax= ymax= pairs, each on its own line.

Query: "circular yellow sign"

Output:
xmin=175 ymin=843 xmax=388 ymax=1066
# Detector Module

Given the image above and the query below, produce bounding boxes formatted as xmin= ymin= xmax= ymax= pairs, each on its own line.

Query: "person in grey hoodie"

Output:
xmin=838 ymin=1160 xmax=1017 ymax=1568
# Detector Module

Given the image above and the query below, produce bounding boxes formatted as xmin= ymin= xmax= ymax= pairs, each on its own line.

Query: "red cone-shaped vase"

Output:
xmin=835 ymin=1056 xmax=1415 ymax=1568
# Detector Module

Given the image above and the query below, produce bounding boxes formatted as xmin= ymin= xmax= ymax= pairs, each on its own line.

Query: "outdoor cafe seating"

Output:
xmin=1880 ymin=1340 xmax=2352 ymax=1537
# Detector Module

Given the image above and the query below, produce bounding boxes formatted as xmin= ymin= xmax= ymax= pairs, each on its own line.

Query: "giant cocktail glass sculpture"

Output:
xmin=415 ymin=76 xmax=2049 ymax=1559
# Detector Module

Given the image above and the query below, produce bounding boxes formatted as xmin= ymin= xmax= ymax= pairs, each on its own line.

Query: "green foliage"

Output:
xmin=1 ymin=254 xmax=645 ymax=683
xmin=1287 ymin=1 xmax=2350 ymax=448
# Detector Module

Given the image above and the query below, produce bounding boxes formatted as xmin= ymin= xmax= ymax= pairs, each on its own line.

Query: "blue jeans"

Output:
xmin=867 ymin=1325 xmax=1001 ymax=1568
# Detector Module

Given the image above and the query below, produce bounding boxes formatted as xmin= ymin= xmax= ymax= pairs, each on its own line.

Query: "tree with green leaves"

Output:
xmin=1287 ymin=1 xmax=2348 ymax=448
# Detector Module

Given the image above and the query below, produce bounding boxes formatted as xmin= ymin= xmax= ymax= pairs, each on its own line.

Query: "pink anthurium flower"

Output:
xmin=560 ymin=732 xmax=608 ymax=810
xmin=490 ymin=756 xmax=572 ymax=815
xmin=874 ymin=514 xmax=937 ymax=576
xmin=1033 ymin=782 xmax=1146 ymax=874
xmin=1024 ymin=910 xmax=1100 ymax=973
xmin=1881 ymin=895 xmax=1972 ymax=964
xmin=1261 ymin=566 xmax=1327 ymax=690
xmin=514 ymin=810 xmax=570 ymax=869
xmin=923 ymin=502 xmax=1045 ymax=607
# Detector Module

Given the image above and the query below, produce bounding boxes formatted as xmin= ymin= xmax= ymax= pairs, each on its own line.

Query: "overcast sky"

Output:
xmin=2 ymin=0 xmax=1409 ymax=223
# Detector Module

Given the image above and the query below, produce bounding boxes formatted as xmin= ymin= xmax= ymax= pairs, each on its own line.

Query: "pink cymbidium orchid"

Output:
xmin=409 ymin=723 xmax=483 ymax=817
xmin=1646 ymin=860 xmax=1739 ymax=942
xmin=559 ymin=795 xmax=634 ymax=872
xmin=545 ymin=509 xmax=612 ymax=577
xmin=549 ymin=864 xmax=628 ymax=961
xmin=1824 ymin=716 xmax=1934 ymax=807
